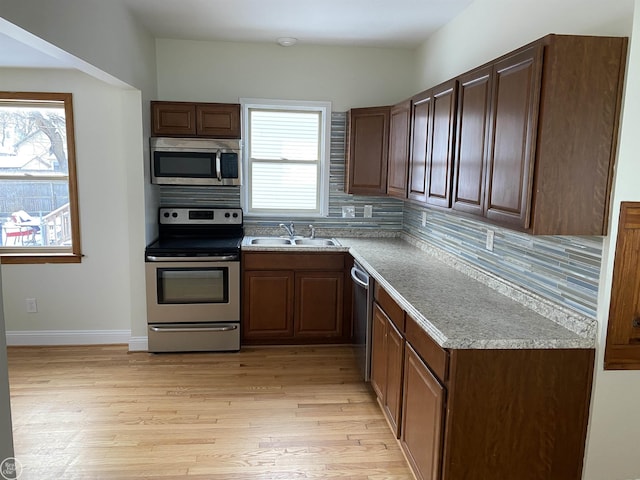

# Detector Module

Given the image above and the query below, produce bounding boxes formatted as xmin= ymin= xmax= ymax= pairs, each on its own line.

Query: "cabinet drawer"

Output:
xmin=243 ymin=252 xmax=346 ymax=271
xmin=374 ymin=283 xmax=405 ymax=332
xmin=406 ymin=314 xmax=448 ymax=384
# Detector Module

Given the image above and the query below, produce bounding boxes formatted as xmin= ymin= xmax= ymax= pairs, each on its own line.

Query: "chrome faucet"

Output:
xmin=308 ymin=224 xmax=316 ymax=239
xmin=279 ymin=222 xmax=295 ymax=239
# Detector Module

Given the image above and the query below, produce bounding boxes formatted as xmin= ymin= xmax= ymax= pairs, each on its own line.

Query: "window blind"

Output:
xmin=248 ymin=109 xmax=322 ymax=213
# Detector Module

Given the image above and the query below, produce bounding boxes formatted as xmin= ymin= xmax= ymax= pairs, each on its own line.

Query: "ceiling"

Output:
xmin=0 ymin=0 xmax=473 ymax=70
xmin=124 ymin=0 xmax=474 ymax=49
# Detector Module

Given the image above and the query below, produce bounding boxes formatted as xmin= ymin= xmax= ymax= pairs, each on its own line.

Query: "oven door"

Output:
xmin=145 ymin=257 xmax=240 ymax=324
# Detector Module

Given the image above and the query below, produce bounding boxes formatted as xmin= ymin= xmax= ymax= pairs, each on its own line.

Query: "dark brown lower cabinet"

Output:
xmin=369 ymin=289 xmax=596 ymax=480
xmin=370 ymin=303 xmax=404 ymax=437
xmin=441 ymin=349 xmax=594 ymax=480
xmin=242 ymin=252 xmax=351 ymax=344
xmin=401 ymin=344 xmax=444 ymax=480
xmin=243 ymin=270 xmax=294 ymax=339
xmin=294 ymin=271 xmax=344 ymax=338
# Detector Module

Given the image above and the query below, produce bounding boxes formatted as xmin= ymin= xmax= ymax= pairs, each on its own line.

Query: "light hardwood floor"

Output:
xmin=7 ymin=345 xmax=414 ymax=479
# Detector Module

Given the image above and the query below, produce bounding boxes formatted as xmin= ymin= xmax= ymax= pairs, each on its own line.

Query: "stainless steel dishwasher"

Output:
xmin=351 ymin=260 xmax=374 ymax=381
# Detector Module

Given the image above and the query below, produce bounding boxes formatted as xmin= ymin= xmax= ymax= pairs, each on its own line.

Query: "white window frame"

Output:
xmin=240 ymin=98 xmax=331 ymax=217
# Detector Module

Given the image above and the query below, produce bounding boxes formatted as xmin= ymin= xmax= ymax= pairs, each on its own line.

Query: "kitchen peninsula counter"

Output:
xmin=242 ymin=235 xmax=596 ymax=350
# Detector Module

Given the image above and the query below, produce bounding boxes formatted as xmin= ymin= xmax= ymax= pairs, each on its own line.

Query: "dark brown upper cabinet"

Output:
xmin=426 ymin=81 xmax=457 ymax=208
xmin=452 ymin=66 xmax=492 ymax=216
xmin=485 ymin=45 xmax=542 ymax=229
xmin=345 ymin=106 xmax=390 ymax=195
xmin=151 ymin=101 xmax=241 ymax=138
xmin=605 ymin=202 xmax=640 ymax=370
xmin=453 ymin=34 xmax=627 ymax=235
xmin=407 ymin=91 xmax=432 ymax=204
xmin=408 ymin=80 xmax=457 ymax=207
xmin=386 ymin=100 xmax=412 ymax=199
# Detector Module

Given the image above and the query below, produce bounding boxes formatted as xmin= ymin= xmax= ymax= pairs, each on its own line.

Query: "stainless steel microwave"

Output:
xmin=150 ymin=137 xmax=242 ymax=186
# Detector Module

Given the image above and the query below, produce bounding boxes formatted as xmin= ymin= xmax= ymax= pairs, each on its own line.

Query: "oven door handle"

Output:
xmin=149 ymin=325 xmax=238 ymax=333
xmin=146 ymin=255 xmax=238 ymax=262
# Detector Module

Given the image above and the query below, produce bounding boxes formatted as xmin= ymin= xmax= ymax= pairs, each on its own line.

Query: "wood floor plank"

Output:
xmin=7 ymin=344 xmax=414 ymax=479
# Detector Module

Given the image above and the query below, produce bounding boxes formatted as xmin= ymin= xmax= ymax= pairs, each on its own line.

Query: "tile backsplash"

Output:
xmin=159 ymin=111 xmax=404 ymax=235
xmin=159 ymin=111 xmax=602 ymax=319
xmin=403 ymin=204 xmax=602 ymax=318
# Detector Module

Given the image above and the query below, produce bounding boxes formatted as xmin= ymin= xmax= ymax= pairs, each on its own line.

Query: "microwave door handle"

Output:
xmin=215 ymin=150 xmax=222 ymax=181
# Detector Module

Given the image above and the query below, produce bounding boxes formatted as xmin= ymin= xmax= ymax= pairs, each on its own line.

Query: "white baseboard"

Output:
xmin=128 ymin=336 xmax=149 ymax=352
xmin=5 ymin=330 xmax=142 ymax=349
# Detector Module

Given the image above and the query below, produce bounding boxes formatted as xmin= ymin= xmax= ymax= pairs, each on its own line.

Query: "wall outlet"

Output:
xmin=421 ymin=211 xmax=427 ymax=227
xmin=342 ymin=206 xmax=355 ymax=218
xmin=26 ymin=298 xmax=38 ymax=313
xmin=485 ymin=229 xmax=495 ymax=251
xmin=364 ymin=205 xmax=373 ymax=218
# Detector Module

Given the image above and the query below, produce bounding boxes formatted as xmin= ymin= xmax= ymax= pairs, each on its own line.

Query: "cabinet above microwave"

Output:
xmin=151 ymin=101 xmax=241 ymax=139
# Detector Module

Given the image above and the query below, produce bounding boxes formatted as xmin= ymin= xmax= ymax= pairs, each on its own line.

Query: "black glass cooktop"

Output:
xmin=145 ymin=236 xmax=242 ymax=256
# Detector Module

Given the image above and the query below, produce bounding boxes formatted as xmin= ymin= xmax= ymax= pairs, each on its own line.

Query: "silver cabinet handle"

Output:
xmin=149 ymin=325 xmax=238 ymax=333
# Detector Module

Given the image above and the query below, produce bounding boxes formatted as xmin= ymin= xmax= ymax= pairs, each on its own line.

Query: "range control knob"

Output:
xmin=172 ymin=212 xmax=178 ymax=218
xmin=163 ymin=212 xmax=170 ymax=218
xmin=232 ymin=213 xmax=239 ymax=218
xmin=225 ymin=212 xmax=231 ymax=218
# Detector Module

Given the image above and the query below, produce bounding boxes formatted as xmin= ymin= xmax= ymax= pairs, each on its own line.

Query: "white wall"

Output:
xmin=0 ymin=69 xmax=148 ymax=341
xmin=416 ymin=0 xmax=634 ymax=90
xmin=0 ymin=0 xmax=156 ymax=91
xmin=0 ymin=1 xmax=161 ymax=245
xmin=583 ymin=1 xmax=640 ymax=478
xmin=415 ymin=1 xmax=639 ymax=478
xmin=0 ymin=269 xmax=14 ymax=467
xmin=156 ymin=39 xmax=417 ymax=111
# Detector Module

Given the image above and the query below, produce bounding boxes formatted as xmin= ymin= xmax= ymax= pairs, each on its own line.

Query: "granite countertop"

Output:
xmin=241 ymin=235 xmax=596 ymax=350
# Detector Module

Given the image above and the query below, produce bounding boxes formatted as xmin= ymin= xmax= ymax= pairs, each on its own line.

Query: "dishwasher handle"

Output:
xmin=351 ymin=266 xmax=369 ymax=290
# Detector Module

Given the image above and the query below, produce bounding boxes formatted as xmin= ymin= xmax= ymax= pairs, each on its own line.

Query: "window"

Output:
xmin=0 ymin=92 xmax=81 ymax=263
xmin=241 ymin=99 xmax=331 ymax=216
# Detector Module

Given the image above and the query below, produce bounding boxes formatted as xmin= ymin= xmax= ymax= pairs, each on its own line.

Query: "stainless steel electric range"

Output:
xmin=145 ymin=207 xmax=243 ymax=353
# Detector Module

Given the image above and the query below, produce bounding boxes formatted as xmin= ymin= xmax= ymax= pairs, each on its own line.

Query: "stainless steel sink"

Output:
xmin=293 ymin=238 xmax=338 ymax=246
xmin=245 ymin=236 xmax=341 ymax=247
xmin=249 ymin=238 xmax=292 ymax=245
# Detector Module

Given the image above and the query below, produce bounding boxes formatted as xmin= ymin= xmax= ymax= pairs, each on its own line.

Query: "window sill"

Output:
xmin=0 ymin=253 xmax=82 ymax=264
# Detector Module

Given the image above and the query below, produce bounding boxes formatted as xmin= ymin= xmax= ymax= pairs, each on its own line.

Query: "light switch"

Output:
xmin=26 ymin=298 xmax=38 ymax=313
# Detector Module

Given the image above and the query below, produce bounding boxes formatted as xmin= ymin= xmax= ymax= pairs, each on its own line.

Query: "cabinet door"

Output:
xmin=151 ymin=102 xmax=197 ymax=136
xmin=401 ymin=345 xmax=445 ymax=480
xmin=196 ymin=103 xmax=241 ymax=138
xmin=242 ymin=271 xmax=294 ymax=341
xmin=605 ymin=202 xmax=640 ymax=369
xmin=426 ymin=81 xmax=457 ymax=208
xmin=452 ymin=66 xmax=492 ymax=216
xmin=485 ymin=46 xmax=542 ymax=229
xmin=370 ymin=303 xmax=387 ymax=400
xmin=346 ymin=107 xmax=390 ymax=195
xmin=387 ymin=100 xmax=412 ymax=199
xmin=408 ymin=91 xmax=433 ymax=204
xmin=385 ymin=319 xmax=405 ymax=438
xmin=295 ymin=271 xmax=344 ymax=338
